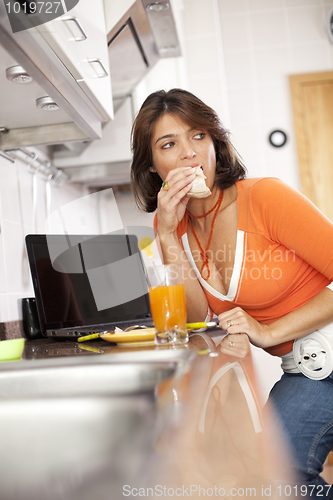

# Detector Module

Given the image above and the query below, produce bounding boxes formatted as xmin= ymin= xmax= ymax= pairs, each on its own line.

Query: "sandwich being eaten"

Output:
xmin=187 ymin=166 xmax=211 ymax=198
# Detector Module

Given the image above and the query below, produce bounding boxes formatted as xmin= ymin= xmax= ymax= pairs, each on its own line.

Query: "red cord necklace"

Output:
xmin=186 ymin=190 xmax=224 ymax=280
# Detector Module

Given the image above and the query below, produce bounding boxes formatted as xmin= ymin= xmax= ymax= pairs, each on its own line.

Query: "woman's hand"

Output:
xmin=220 ymin=333 xmax=250 ymax=358
xmin=218 ymin=307 xmax=271 ymax=349
xmin=157 ymin=167 xmax=196 ymax=236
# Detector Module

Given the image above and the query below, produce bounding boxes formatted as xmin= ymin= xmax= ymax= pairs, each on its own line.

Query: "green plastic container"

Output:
xmin=0 ymin=338 xmax=25 ymax=362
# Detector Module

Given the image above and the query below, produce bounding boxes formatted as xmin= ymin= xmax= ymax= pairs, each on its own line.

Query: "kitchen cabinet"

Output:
xmin=0 ymin=0 xmax=112 ymax=148
xmin=36 ymin=0 xmax=113 ymax=122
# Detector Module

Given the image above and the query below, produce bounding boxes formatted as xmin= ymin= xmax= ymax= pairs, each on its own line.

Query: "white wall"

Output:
xmin=0 ymin=151 xmax=100 ymax=323
xmin=135 ymin=0 xmax=333 ymax=190
xmin=181 ymin=0 xmax=333 ymax=189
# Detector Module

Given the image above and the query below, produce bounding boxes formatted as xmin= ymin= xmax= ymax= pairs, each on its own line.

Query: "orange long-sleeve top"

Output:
xmin=154 ymin=177 xmax=333 ymax=357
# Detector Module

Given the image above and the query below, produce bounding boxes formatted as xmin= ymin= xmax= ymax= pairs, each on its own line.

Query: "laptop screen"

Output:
xmin=25 ymin=234 xmax=152 ymax=334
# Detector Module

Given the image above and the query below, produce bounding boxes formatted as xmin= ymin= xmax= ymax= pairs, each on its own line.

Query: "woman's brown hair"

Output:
xmin=130 ymin=88 xmax=246 ymax=212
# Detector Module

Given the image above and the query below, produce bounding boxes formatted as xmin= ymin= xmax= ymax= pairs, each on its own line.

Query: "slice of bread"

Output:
xmin=187 ymin=166 xmax=211 ymax=198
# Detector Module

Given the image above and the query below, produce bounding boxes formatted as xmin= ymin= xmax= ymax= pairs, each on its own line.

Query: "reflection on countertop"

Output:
xmin=22 ymin=337 xmax=112 ymax=360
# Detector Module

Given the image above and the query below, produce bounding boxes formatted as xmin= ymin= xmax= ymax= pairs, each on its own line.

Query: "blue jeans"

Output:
xmin=268 ymin=372 xmax=333 ymax=499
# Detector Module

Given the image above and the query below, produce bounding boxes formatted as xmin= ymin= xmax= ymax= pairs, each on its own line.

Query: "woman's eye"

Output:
xmin=161 ymin=142 xmax=174 ymax=149
xmin=193 ymin=133 xmax=206 ymax=140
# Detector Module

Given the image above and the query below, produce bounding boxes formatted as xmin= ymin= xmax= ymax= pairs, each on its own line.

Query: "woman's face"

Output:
xmin=150 ymin=113 xmax=216 ymax=190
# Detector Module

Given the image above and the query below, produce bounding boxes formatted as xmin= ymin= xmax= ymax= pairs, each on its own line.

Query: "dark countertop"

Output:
xmin=21 ymin=337 xmax=117 ymax=360
xmin=21 ymin=332 xmax=214 ymax=361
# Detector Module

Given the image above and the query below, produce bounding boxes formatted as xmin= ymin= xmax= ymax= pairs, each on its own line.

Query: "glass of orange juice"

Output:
xmin=147 ymin=264 xmax=188 ymax=345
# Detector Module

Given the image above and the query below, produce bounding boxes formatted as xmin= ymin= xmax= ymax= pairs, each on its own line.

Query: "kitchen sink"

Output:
xmin=0 ymin=360 xmax=177 ymax=399
xmin=0 ymin=395 xmax=156 ymax=500
xmin=0 ymin=348 xmax=196 ymax=500
xmin=0 ymin=348 xmax=195 ymax=399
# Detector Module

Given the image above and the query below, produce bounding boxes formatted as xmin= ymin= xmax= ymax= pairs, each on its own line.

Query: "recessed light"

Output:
xmin=146 ymin=2 xmax=169 ymax=12
xmin=6 ymin=65 xmax=33 ymax=84
xmin=36 ymin=96 xmax=60 ymax=111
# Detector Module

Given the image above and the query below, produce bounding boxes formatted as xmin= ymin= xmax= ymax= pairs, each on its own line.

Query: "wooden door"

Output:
xmin=289 ymin=71 xmax=333 ymax=221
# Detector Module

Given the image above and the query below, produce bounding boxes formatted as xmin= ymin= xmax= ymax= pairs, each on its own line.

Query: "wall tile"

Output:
xmin=0 ymin=159 xmax=21 ymax=224
xmin=143 ymin=58 xmax=186 ymax=94
xmin=182 ymin=0 xmax=333 ymax=199
xmin=329 ymin=45 xmax=333 ymax=66
xmin=3 ymin=220 xmax=36 ymax=294
xmin=287 ymin=6 xmax=327 ymax=44
xmin=227 ymin=86 xmax=258 ymax=127
xmin=0 ymin=294 xmax=10 ymax=323
xmin=219 ymin=13 xmax=250 ymax=50
xmin=35 ymin=178 xmax=48 ymax=234
xmin=17 ymin=166 xmax=34 ymax=228
xmin=262 ymin=139 xmax=301 ymax=188
xmin=8 ymin=293 xmax=26 ymax=321
xmin=229 ymin=124 xmax=263 ymax=174
xmin=223 ymin=49 xmax=254 ymax=87
xmin=248 ymin=0 xmax=285 ymax=9
xmin=250 ymin=10 xmax=287 ymax=47
xmin=16 ymin=172 xmax=49 ymax=234
xmin=0 ymin=224 xmax=7 ymax=293
xmin=184 ymin=36 xmax=221 ymax=78
xmin=182 ymin=0 xmax=216 ymax=37
xmin=0 ymin=149 xmax=98 ymax=321
xmin=291 ymin=42 xmax=331 ymax=73
xmin=253 ymin=46 xmax=291 ymax=84
xmin=288 ymin=0 xmax=326 ymax=6
xmin=49 ymin=184 xmax=63 ymax=214
xmin=324 ymin=4 xmax=333 ymax=30
xmin=218 ymin=0 xmax=247 ymax=14
xmin=257 ymin=83 xmax=291 ymax=124
xmin=186 ymin=75 xmax=226 ymax=121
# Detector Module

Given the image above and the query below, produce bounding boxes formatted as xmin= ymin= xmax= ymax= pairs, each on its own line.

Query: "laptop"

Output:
xmin=25 ymin=233 xmax=153 ymax=338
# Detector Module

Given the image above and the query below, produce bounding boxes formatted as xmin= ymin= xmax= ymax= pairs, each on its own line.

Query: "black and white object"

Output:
xmin=293 ymin=324 xmax=333 ymax=380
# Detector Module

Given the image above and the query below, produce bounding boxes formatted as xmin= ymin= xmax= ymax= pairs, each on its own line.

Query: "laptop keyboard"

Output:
xmin=73 ymin=319 xmax=153 ymax=334
xmin=47 ymin=318 xmax=154 ymax=337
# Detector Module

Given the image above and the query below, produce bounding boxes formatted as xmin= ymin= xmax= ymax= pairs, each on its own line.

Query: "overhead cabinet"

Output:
xmin=36 ymin=0 xmax=113 ymax=122
xmin=0 ymin=0 xmax=113 ymax=148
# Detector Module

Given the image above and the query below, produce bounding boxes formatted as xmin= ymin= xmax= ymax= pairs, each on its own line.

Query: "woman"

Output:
xmin=131 ymin=88 xmax=333 ymax=496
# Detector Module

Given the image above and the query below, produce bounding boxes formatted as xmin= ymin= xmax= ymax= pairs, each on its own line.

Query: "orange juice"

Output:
xmin=148 ymin=283 xmax=187 ymax=333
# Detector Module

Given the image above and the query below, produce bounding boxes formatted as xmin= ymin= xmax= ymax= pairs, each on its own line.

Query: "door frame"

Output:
xmin=289 ymin=70 xmax=333 ymax=205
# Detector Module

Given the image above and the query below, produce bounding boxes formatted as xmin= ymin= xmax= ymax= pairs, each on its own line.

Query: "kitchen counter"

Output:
xmin=21 ymin=331 xmax=214 ymax=359
xmin=1 ymin=333 xmax=297 ymax=499
xmin=21 ymin=337 xmax=144 ymax=360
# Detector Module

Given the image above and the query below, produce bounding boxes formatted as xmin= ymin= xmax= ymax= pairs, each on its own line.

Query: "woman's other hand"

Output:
xmin=220 ymin=333 xmax=251 ymax=358
xmin=218 ymin=307 xmax=271 ymax=349
xmin=157 ymin=167 xmax=195 ymax=235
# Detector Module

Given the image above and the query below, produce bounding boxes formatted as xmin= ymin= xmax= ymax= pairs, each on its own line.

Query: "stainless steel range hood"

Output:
xmin=109 ymin=0 xmax=181 ymax=113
